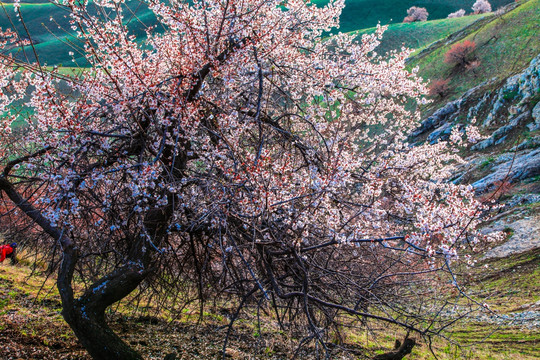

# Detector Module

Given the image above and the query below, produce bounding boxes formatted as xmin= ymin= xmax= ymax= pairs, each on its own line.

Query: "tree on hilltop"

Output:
xmin=472 ymin=0 xmax=492 ymax=14
xmin=0 ymin=0 xmax=496 ymax=359
xmin=448 ymin=9 xmax=466 ymax=18
xmin=403 ymin=6 xmax=429 ymax=22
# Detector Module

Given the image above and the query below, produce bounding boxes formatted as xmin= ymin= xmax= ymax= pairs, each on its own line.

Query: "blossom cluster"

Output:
xmin=0 ymin=0 xmax=488 ymax=266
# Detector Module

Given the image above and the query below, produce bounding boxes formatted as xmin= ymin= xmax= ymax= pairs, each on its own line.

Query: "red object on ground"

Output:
xmin=0 ymin=244 xmax=14 ymax=262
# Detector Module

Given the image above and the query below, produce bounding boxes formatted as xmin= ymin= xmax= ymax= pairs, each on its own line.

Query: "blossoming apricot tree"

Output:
xmin=0 ymin=0 xmax=494 ymax=358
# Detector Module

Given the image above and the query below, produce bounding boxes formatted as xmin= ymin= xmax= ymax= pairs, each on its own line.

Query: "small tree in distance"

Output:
xmin=429 ymin=79 xmax=451 ymax=98
xmin=403 ymin=6 xmax=429 ymax=22
xmin=448 ymin=9 xmax=466 ymax=18
xmin=472 ymin=0 xmax=492 ymax=14
xmin=444 ymin=40 xmax=477 ymax=68
xmin=0 ymin=0 xmax=498 ymax=359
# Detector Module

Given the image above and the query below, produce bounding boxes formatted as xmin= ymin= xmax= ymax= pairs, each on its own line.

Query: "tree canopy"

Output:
xmin=0 ymin=0 xmax=497 ymax=358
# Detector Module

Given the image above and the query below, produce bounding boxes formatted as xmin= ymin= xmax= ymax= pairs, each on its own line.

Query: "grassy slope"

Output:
xmin=316 ymin=0 xmax=514 ymax=33
xmin=409 ymin=0 xmax=540 ymax=111
xmin=0 ymin=2 xmax=73 ymax=41
xmin=1 ymin=0 xmax=516 ymax=65
xmin=351 ymin=14 xmax=485 ymax=56
xmin=1 ymin=249 xmax=538 ymax=359
xmin=0 ymin=0 xmax=159 ymax=65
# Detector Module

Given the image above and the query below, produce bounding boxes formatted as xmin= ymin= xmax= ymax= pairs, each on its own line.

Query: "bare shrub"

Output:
xmin=403 ymin=6 xmax=429 ymax=22
xmin=447 ymin=9 xmax=466 ymax=18
xmin=472 ymin=0 xmax=492 ymax=14
xmin=444 ymin=40 xmax=477 ymax=68
xmin=428 ymin=79 xmax=450 ymax=98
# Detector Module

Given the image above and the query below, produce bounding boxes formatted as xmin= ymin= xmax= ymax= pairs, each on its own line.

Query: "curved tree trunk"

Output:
xmin=0 ymin=177 xmax=150 ymax=359
xmin=62 ymin=305 xmax=143 ymax=360
xmin=58 ymin=251 xmax=148 ymax=360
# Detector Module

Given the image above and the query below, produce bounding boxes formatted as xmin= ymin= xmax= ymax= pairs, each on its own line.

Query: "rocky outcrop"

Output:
xmin=411 ymin=79 xmax=494 ymax=140
xmin=511 ymin=135 xmax=540 ymax=151
xmin=483 ymin=55 xmax=540 ymax=127
xmin=411 ymin=99 xmax=460 ymax=138
xmin=413 ymin=54 xmax=540 ymax=146
xmin=471 ymin=111 xmax=531 ymax=150
xmin=412 ymin=54 xmax=540 ymax=194
xmin=529 ymin=102 xmax=540 ymax=131
xmin=472 ymin=149 xmax=540 ymax=192
xmin=482 ymin=214 xmax=540 ymax=259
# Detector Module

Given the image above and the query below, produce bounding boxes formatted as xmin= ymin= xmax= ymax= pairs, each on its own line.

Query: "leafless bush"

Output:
xmin=444 ymin=40 xmax=477 ymax=68
xmin=428 ymin=79 xmax=450 ymax=98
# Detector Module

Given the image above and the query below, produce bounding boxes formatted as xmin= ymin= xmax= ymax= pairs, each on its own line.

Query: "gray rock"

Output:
xmin=527 ymin=122 xmax=540 ymax=132
xmin=506 ymin=193 xmax=540 ymax=208
xmin=494 ymin=153 xmax=515 ymax=164
xmin=471 ymin=137 xmax=495 ymax=151
xmin=471 ymin=111 xmax=531 ymax=151
xmin=414 ymin=55 xmax=539 ymax=144
xmin=511 ymin=136 xmax=540 ymax=151
xmin=481 ymin=54 xmax=540 ymax=126
xmin=411 ymin=100 xmax=460 ymax=138
xmin=533 ymin=102 xmax=540 ymax=122
xmin=472 ymin=148 xmax=540 ymax=192
xmin=529 ymin=102 xmax=540 ymax=131
xmin=467 ymin=92 xmax=491 ymax=121
xmin=483 ymin=214 xmax=540 ymax=260
xmin=427 ymin=122 xmax=453 ymax=144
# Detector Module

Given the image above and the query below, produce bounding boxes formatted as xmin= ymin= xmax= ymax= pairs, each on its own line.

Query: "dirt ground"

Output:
xmin=1 ymin=253 xmax=539 ymax=360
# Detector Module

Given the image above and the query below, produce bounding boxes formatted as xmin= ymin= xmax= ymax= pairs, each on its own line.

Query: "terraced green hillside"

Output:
xmin=0 ymin=0 xmax=160 ymax=65
xmin=352 ymin=13 xmax=486 ymax=56
xmin=408 ymin=0 xmax=540 ymax=111
xmin=1 ymin=0 xmax=515 ymax=66
xmin=316 ymin=0 xmax=514 ymax=33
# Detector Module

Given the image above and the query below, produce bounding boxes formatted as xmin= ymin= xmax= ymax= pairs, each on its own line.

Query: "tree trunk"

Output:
xmin=1 ymin=163 xmax=172 ymax=360
xmin=58 ymin=250 xmax=148 ymax=360
xmin=62 ymin=303 xmax=142 ymax=360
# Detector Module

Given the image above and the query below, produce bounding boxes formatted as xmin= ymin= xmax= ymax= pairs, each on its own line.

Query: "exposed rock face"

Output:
xmin=530 ymin=102 xmax=540 ymax=131
xmin=413 ymin=54 xmax=540 ymax=147
xmin=483 ymin=55 xmax=540 ymax=127
xmin=411 ymin=99 xmax=460 ymax=138
xmin=471 ymin=111 xmax=531 ymax=151
xmin=412 ymin=52 xmax=540 ymax=262
xmin=411 ymin=79 xmax=493 ymax=140
xmin=512 ymin=135 xmax=540 ymax=151
xmin=482 ymin=214 xmax=540 ymax=259
xmin=412 ymin=54 xmax=540 ymax=193
xmin=472 ymin=149 xmax=540 ymax=192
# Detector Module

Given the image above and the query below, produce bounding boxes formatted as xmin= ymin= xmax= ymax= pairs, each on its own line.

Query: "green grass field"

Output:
xmin=316 ymin=0 xmax=514 ymax=33
xmin=1 ymin=0 xmax=516 ymax=65
xmin=0 ymin=0 xmax=160 ymax=65
xmin=351 ymin=13 xmax=486 ymax=55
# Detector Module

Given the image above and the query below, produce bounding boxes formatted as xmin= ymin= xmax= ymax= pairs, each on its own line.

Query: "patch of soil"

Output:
xmin=0 ymin=321 xmax=88 ymax=360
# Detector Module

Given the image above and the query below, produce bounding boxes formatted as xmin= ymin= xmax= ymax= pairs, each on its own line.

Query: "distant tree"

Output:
xmin=472 ymin=0 xmax=492 ymax=14
xmin=428 ymin=79 xmax=450 ymax=98
xmin=444 ymin=40 xmax=477 ymax=68
xmin=403 ymin=6 xmax=429 ymax=22
xmin=447 ymin=9 xmax=466 ymax=18
xmin=0 ymin=0 xmax=495 ymax=359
